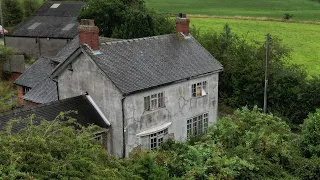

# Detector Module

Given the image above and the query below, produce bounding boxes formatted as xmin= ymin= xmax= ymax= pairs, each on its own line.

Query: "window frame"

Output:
xmin=191 ymin=81 xmax=207 ymax=97
xmin=187 ymin=112 xmax=209 ymax=138
xmin=144 ymin=92 xmax=165 ymax=111
xmin=149 ymin=128 xmax=168 ymax=150
xmin=23 ymin=87 xmax=31 ymax=95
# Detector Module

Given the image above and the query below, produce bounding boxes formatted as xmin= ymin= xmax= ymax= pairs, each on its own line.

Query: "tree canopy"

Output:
xmin=1 ymin=108 xmax=320 ymax=179
xmin=192 ymin=25 xmax=320 ymax=124
xmin=78 ymin=0 xmax=174 ymax=38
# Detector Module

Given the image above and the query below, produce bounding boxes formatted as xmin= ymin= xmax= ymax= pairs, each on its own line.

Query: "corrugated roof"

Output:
xmin=85 ymin=33 xmax=223 ymax=94
xmin=8 ymin=1 xmax=85 ymax=38
xmin=0 ymin=95 xmax=109 ymax=132
xmin=33 ymin=1 xmax=85 ymax=17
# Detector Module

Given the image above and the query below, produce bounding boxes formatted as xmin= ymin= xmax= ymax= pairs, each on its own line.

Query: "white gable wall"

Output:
xmin=57 ymin=53 xmax=124 ymax=157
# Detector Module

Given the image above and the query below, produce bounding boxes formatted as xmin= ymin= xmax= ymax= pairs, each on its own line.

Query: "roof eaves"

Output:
xmin=124 ymin=70 xmax=222 ymax=96
xmin=50 ymin=47 xmax=81 ymax=78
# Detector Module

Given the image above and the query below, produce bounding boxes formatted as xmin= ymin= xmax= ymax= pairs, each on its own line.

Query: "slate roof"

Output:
xmin=0 ymin=95 xmax=109 ymax=132
xmin=23 ymin=78 xmax=58 ymax=104
xmin=14 ymin=57 xmax=56 ymax=88
xmin=14 ymin=37 xmax=81 ymax=104
xmin=8 ymin=1 xmax=85 ymax=38
xmin=52 ymin=36 xmax=80 ymax=63
xmin=85 ymin=33 xmax=223 ymax=94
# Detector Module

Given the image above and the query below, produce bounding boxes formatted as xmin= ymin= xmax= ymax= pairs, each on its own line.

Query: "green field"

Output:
xmin=190 ymin=18 xmax=320 ymax=75
xmin=146 ymin=0 xmax=320 ymax=22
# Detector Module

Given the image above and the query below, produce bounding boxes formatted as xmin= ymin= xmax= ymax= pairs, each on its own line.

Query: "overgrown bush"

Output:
xmin=301 ymin=109 xmax=320 ymax=158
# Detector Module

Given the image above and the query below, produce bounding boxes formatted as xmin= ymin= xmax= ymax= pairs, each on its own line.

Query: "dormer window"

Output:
xmin=192 ymin=81 xmax=207 ymax=97
xmin=144 ymin=92 xmax=165 ymax=111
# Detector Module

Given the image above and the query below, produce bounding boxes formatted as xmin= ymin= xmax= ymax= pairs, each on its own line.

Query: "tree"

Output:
xmin=78 ymin=0 xmax=174 ymax=38
xmin=1 ymin=0 xmax=24 ymax=27
xmin=0 ymin=112 xmax=139 ymax=179
xmin=192 ymin=25 xmax=320 ymax=124
xmin=0 ymin=45 xmax=14 ymax=80
xmin=23 ymin=0 xmax=42 ymax=18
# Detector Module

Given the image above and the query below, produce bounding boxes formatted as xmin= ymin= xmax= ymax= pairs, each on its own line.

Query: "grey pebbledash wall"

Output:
xmin=123 ymin=73 xmax=219 ymax=157
xmin=57 ymin=51 xmax=219 ymax=158
xmin=57 ymin=53 xmax=124 ymax=157
xmin=5 ymin=36 xmax=71 ymax=59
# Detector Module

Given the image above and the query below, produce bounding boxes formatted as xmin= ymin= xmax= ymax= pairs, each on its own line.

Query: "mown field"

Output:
xmin=190 ymin=18 xmax=320 ymax=75
xmin=145 ymin=0 xmax=320 ymax=21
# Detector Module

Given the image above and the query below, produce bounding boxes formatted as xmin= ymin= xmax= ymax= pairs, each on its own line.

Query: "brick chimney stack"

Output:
xmin=78 ymin=19 xmax=99 ymax=50
xmin=176 ymin=13 xmax=190 ymax=36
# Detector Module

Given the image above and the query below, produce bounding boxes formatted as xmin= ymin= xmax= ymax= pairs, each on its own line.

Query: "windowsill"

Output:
xmin=143 ymin=106 xmax=166 ymax=115
xmin=192 ymin=94 xmax=208 ymax=99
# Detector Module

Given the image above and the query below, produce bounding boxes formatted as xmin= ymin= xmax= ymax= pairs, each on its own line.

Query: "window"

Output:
xmin=150 ymin=128 xmax=168 ymax=150
xmin=23 ymin=87 xmax=31 ymax=95
xmin=192 ymin=81 xmax=207 ymax=97
xmin=144 ymin=92 xmax=165 ymax=111
xmin=94 ymin=134 xmax=103 ymax=143
xmin=187 ymin=113 xmax=209 ymax=137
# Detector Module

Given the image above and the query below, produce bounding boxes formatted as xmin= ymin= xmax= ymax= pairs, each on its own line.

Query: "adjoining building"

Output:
xmin=5 ymin=1 xmax=86 ymax=59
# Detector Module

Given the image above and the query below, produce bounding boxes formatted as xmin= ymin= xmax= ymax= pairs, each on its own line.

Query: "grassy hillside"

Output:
xmin=145 ymin=0 xmax=320 ymax=21
xmin=190 ymin=18 xmax=320 ymax=75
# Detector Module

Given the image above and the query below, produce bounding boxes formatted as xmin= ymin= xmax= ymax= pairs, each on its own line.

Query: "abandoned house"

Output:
xmin=9 ymin=14 xmax=223 ymax=157
xmin=5 ymin=1 xmax=86 ymax=59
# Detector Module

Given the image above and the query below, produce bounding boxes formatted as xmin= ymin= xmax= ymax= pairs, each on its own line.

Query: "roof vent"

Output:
xmin=50 ymin=3 xmax=60 ymax=8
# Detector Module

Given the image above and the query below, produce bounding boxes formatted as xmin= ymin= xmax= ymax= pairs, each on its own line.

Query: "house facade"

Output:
xmin=51 ymin=15 xmax=223 ymax=157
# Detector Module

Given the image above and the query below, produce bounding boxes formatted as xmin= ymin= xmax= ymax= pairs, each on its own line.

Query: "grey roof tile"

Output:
xmin=23 ymin=78 xmax=58 ymax=104
xmin=14 ymin=57 xmax=56 ymax=88
xmin=0 ymin=95 xmax=109 ymax=132
xmin=86 ymin=33 xmax=223 ymax=94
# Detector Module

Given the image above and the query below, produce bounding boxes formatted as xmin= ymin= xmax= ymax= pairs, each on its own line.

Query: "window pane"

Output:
xmin=158 ymin=92 xmax=164 ymax=107
xmin=144 ymin=96 xmax=150 ymax=111
xmin=151 ymin=99 xmax=157 ymax=109
xmin=192 ymin=84 xmax=196 ymax=97
xmin=196 ymin=87 xmax=202 ymax=97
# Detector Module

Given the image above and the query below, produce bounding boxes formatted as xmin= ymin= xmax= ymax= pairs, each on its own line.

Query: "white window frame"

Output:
xmin=150 ymin=128 xmax=168 ymax=150
xmin=187 ymin=112 xmax=209 ymax=137
xmin=144 ymin=92 xmax=165 ymax=111
xmin=191 ymin=81 xmax=207 ymax=97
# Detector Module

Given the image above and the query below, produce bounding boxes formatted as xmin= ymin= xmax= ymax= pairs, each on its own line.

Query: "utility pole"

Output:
xmin=263 ymin=34 xmax=270 ymax=114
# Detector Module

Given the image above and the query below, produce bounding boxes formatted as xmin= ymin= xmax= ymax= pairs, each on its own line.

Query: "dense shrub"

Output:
xmin=301 ymin=109 xmax=320 ymax=158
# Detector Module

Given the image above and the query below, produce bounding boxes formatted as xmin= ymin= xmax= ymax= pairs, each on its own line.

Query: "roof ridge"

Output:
xmin=101 ymin=33 xmax=177 ymax=46
xmin=0 ymin=95 xmax=86 ymax=117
